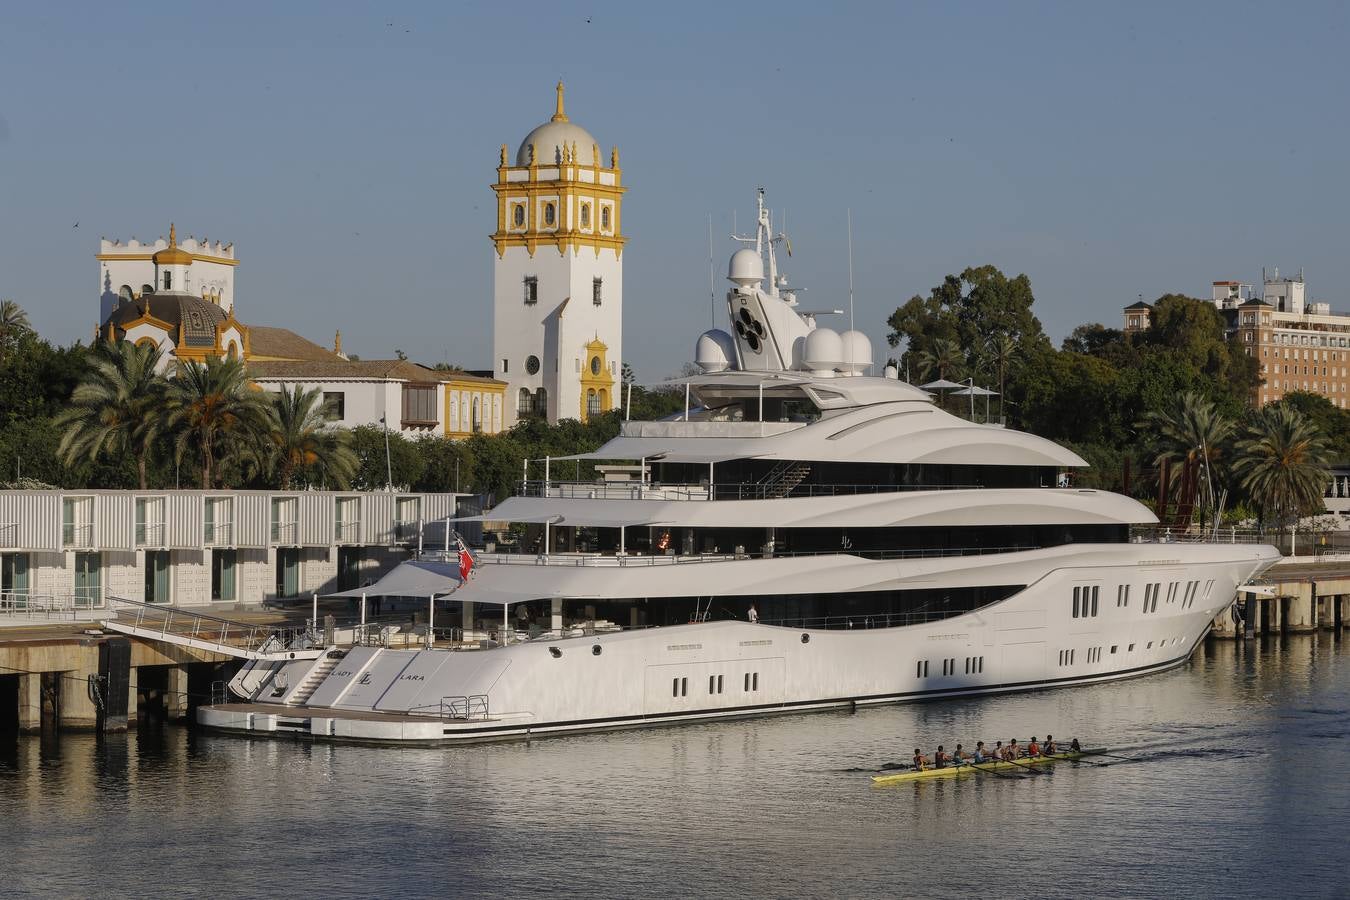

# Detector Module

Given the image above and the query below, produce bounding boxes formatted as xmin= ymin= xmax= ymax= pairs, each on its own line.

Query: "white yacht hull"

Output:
xmin=199 ymin=542 xmax=1278 ymax=743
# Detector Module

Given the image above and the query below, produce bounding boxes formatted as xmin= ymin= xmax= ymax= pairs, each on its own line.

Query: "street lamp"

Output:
xmin=379 ymin=414 xmax=393 ymax=491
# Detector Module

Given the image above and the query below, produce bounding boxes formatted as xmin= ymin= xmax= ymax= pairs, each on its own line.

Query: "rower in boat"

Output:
xmin=973 ymin=741 xmax=991 ymax=763
xmin=1027 ymin=737 xmax=1042 ymax=758
xmin=953 ymin=743 xmax=969 ymax=766
xmin=1070 ymin=738 xmax=1082 ymax=753
xmin=993 ymin=740 xmax=1006 ymax=761
xmin=934 ymin=746 xmax=951 ymax=769
xmin=1043 ymin=735 xmax=1058 ymax=754
xmin=913 ymin=748 xmax=931 ymax=771
xmin=1007 ymin=738 xmax=1021 ymax=759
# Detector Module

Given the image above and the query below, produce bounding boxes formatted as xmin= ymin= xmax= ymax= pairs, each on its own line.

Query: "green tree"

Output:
xmin=1136 ymin=391 xmax=1236 ymax=529
xmin=165 ymin=356 xmax=272 ymax=489
xmin=348 ymin=424 xmax=425 ymax=490
xmin=412 ymin=435 xmax=475 ymax=494
xmin=1232 ymin=404 xmax=1333 ymax=543
xmin=55 ymin=340 xmax=168 ymax=489
xmin=265 ymin=384 xmax=358 ymax=489
xmin=915 ymin=337 xmax=965 ymax=382
xmin=0 ymin=299 xmax=33 ymax=364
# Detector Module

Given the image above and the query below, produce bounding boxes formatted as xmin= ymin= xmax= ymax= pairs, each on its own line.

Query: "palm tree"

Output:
xmin=1232 ymin=404 xmax=1333 ymax=549
xmin=0 ymin=299 xmax=33 ymax=363
xmin=916 ymin=337 xmax=965 ymax=382
xmin=1136 ymin=391 xmax=1235 ymax=530
xmin=165 ymin=356 xmax=272 ymax=489
xmin=56 ymin=340 xmax=168 ymax=489
xmin=266 ymin=384 xmax=358 ymax=489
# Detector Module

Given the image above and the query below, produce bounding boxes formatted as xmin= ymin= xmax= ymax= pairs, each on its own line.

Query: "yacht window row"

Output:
xmin=1072 ymin=586 xmax=1100 ymax=618
xmin=648 ymin=459 xmax=1063 ymax=498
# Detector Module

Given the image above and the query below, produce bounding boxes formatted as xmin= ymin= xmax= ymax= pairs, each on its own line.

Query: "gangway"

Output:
xmin=100 ymin=596 xmax=325 ymax=661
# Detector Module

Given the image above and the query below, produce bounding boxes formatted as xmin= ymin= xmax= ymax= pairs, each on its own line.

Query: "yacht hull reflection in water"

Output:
xmin=200 ymin=190 xmax=1280 ymax=743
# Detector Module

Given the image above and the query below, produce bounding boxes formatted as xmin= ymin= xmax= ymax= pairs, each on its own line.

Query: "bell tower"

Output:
xmin=492 ymin=82 xmax=625 ymax=425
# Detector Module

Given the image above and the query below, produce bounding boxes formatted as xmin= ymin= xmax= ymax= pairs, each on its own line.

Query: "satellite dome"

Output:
xmin=839 ymin=330 xmax=874 ymax=375
xmin=802 ymin=328 xmax=844 ymax=375
xmin=695 ymin=329 xmax=737 ymax=373
xmin=883 ymin=364 xmax=899 ymax=380
xmin=727 ymin=248 xmax=764 ymax=286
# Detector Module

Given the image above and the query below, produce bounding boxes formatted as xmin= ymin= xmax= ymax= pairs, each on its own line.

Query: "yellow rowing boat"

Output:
xmin=871 ymin=749 xmax=1102 ymax=785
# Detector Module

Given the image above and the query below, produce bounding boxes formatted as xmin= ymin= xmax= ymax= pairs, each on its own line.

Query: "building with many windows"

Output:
xmin=492 ymin=82 xmax=624 ymax=426
xmin=1124 ymin=269 xmax=1350 ymax=408
xmin=0 ymin=490 xmax=462 ymax=615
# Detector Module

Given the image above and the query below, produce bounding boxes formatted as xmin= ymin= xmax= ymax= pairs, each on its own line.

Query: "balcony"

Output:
xmin=135 ymin=522 xmax=166 ymax=548
xmin=335 ymin=520 xmax=362 ymax=544
xmin=62 ymin=523 xmax=93 ymax=548
xmin=270 ymin=521 xmax=298 ymax=545
xmin=204 ymin=522 xmax=235 ymax=547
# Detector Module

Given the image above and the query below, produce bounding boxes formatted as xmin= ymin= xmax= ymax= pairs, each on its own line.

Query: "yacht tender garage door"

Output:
xmin=644 ymin=658 xmax=785 ymax=716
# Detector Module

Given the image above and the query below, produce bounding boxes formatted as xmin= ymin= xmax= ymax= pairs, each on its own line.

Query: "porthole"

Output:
xmin=549 ymin=647 xmax=562 ymax=658
xmin=801 ymin=633 xmax=810 ymax=644
xmin=739 ymin=308 xmax=753 ymax=325
xmin=592 ymin=644 xmax=602 ymax=656
xmin=752 ymin=320 xmax=765 ymax=336
xmin=525 ymin=355 xmax=541 ymax=375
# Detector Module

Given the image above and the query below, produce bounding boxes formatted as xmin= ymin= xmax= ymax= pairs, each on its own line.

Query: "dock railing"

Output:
xmin=103 ymin=595 xmax=317 ymax=659
xmin=1 ymin=592 xmax=103 ymax=621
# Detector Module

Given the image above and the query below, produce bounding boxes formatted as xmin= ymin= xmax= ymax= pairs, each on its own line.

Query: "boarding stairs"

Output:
xmin=284 ymin=656 xmax=340 ymax=706
xmin=100 ymin=596 xmax=325 ymax=661
xmin=757 ymin=461 xmax=812 ymax=499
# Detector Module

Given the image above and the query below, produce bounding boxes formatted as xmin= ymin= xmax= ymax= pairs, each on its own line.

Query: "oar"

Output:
xmin=1005 ymin=756 xmax=1048 ymax=775
xmin=964 ymin=760 xmax=1027 ymax=780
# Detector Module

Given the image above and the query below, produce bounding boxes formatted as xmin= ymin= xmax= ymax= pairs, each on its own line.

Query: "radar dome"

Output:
xmin=883 ymin=364 xmax=899 ymax=380
xmin=727 ymin=248 xmax=764 ymax=286
xmin=839 ymin=330 xmax=874 ymax=375
xmin=802 ymin=328 xmax=844 ymax=375
xmin=695 ymin=329 xmax=737 ymax=373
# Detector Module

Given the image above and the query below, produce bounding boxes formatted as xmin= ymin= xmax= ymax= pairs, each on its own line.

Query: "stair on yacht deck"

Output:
xmin=286 ymin=656 xmax=340 ymax=706
xmin=761 ymin=462 xmax=812 ymax=499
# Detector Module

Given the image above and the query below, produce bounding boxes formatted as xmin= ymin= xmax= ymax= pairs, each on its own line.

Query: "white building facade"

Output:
xmin=492 ymin=82 xmax=624 ymax=426
xmin=0 ymin=490 xmax=462 ymax=617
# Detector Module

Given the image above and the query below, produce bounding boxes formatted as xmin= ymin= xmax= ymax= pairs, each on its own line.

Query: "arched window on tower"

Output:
xmin=162 ymin=271 xmax=172 ymax=290
xmin=472 ymin=396 xmax=482 ymax=433
xmin=587 ymin=389 xmax=599 ymax=419
xmin=518 ymin=387 xmax=533 ymax=418
xmin=601 ymin=206 xmax=611 ymax=231
xmin=580 ymin=204 xmax=590 ymax=228
xmin=544 ymin=203 xmax=556 ymax=227
xmin=141 ymin=284 xmax=155 ymax=296
xmin=535 ymin=387 xmax=547 ymax=419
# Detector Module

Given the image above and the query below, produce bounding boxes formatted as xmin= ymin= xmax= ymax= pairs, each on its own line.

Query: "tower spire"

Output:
xmin=552 ymin=80 xmax=568 ymax=122
xmin=169 ymin=222 xmax=177 ymax=246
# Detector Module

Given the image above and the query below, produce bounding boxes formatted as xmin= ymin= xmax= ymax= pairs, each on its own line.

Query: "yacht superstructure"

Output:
xmin=200 ymin=191 xmax=1280 ymax=743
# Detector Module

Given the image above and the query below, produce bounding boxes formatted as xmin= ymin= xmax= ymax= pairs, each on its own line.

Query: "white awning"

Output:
xmin=326 ymin=560 xmax=473 ymax=601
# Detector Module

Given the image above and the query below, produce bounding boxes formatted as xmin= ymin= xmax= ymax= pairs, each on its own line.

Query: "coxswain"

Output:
xmin=1043 ymin=735 xmax=1058 ymax=755
xmin=1070 ymin=737 xmax=1082 ymax=754
xmin=1027 ymin=736 xmax=1041 ymax=757
xmin=973 ymin=741 xmax=990 ymax=763
xmin=913 ymin=748 xmax=931 ymax=771
xmin=934 ymin=745 xmax=950 ymax=769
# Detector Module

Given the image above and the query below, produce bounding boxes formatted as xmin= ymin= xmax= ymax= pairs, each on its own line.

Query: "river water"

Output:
xmin=2 ymin=635 xmax=1348 ymax=899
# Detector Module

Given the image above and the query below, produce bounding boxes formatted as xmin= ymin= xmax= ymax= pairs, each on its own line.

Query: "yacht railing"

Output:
xmin=417 ymin=545 xmax=1038 ymax=568
xmin=1130 ymin=527 xmax=1268 ymax=544
xmin=522 ymin=480 xmax=1001 ymax=501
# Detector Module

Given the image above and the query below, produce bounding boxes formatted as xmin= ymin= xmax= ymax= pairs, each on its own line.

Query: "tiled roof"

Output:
xmin=248 ymin=358 xmax=504 ymax=385
xmin=247 ymin=326 xmax=341 ymax=361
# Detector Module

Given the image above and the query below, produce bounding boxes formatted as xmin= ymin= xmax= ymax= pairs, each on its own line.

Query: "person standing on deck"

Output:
xmin=748 ymin=602 xmax=759 ymax=624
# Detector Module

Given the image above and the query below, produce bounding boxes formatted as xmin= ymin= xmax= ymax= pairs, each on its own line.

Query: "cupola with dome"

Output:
xmin=491 ymin=82 xmax=628 ymax=428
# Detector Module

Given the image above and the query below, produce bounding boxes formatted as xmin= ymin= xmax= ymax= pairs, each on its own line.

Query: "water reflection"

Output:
xmin=0 ymin=634 xmax=1346 ymax=898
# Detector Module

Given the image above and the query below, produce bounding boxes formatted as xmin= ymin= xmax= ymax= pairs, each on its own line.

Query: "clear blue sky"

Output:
xmin=2 ymin=1 xmax=1347 ymax=380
